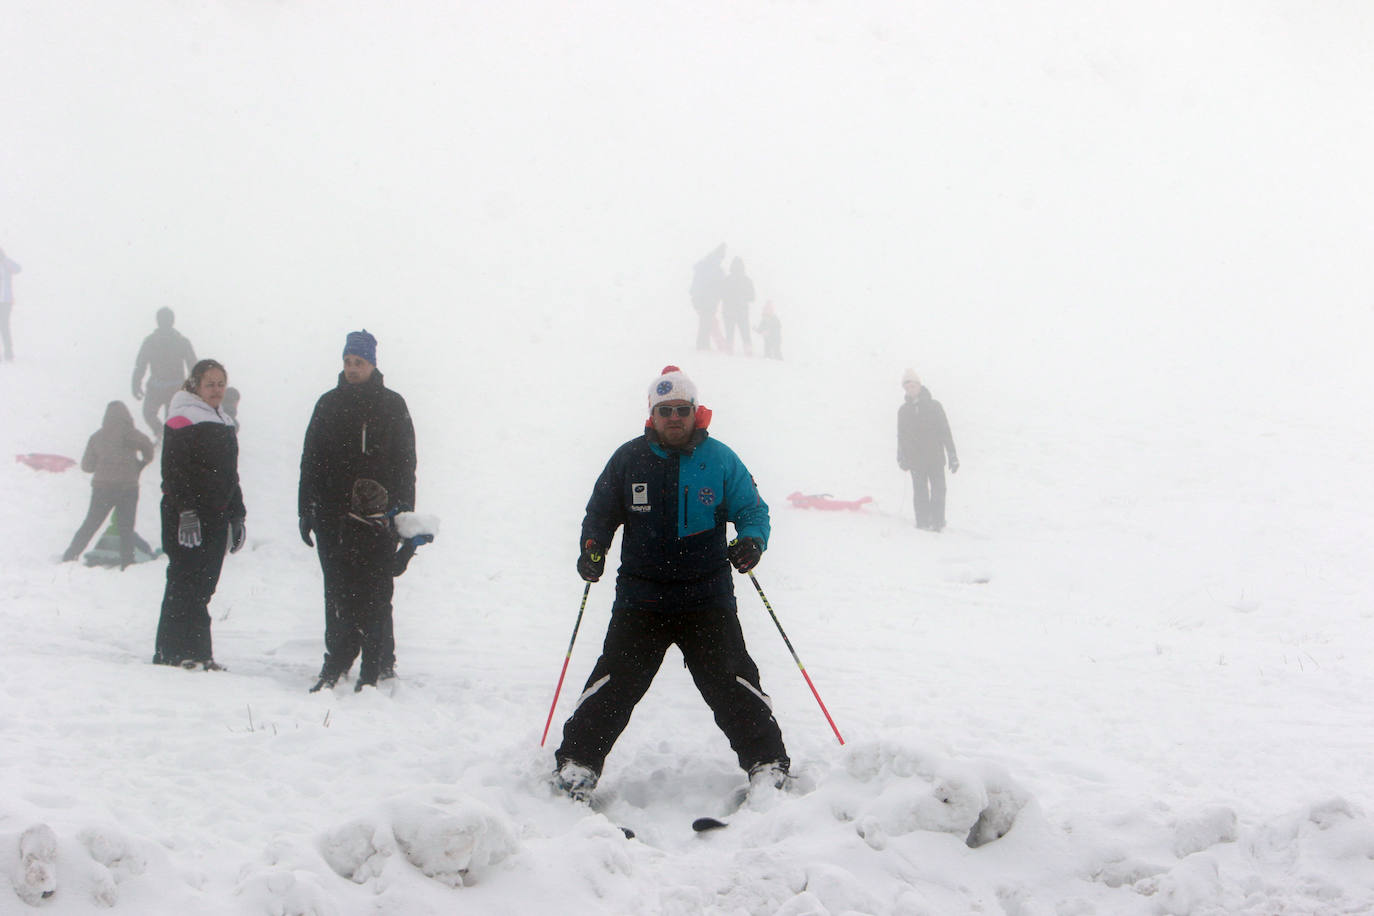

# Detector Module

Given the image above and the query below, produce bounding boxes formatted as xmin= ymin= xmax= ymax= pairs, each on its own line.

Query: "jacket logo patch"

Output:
xmin=698 ymin=487 xmax=716 ymax=506
xmin=632 ymin=482 xmax=649 ymax=505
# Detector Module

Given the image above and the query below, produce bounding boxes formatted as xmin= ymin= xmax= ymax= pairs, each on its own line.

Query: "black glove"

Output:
xmin=299 ymin=513 xmax=315 ymax=547
xmin=177 ymin=510 xmax=202 ymax=548
xmin=727 ymin=537 xmax=763 ymax=573
xmin=229 ymin=517 xmax=246 ymax=554
xmin=949 ymin=457 xmax=960 ymax=474
xmin=577 ymin=539 xmax=605 ymax=582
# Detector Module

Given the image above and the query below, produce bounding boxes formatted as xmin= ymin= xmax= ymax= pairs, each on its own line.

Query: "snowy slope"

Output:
xmin=6 ymin=304 xmax=1374 ymax=914
xmin=4 ymin=1 xmax=1374 ymax=914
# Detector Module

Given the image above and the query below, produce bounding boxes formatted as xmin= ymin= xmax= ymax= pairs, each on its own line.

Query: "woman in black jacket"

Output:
xmin=153 ymin=359 xmax=246 ymax=670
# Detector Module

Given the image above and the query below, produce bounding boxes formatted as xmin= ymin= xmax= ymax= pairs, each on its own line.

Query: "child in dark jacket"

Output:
xmin=312 ymin=478 xmax=430 ymax=692
xmin=63 ymin=401 xmax=155 ymax=567
xmin=755 ymin=301 xmax=783 ymax=360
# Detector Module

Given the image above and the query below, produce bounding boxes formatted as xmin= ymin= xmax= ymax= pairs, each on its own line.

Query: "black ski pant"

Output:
xmin=316 ymin=533 xmax=395 ymax=683
xmin=910 ymin=464 xmax=947 ymax=530
xmin=154 ymin=500 xmax=228 ymax=666
xmin=65 ymin=484 xmax=138 ymax=564
xmin=556 ymin=603 xmax=788 ymax=776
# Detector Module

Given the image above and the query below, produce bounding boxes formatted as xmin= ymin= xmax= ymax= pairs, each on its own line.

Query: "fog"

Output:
xmin=5 ymin=5 xmax=1374 ymax=912
xmin=5 ymin=1 xmax=1371 ymax=414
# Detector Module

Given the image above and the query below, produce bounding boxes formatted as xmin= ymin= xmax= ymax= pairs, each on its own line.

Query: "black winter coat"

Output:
xmin=162 ymin=390 xmax=245 ymax=518
xmin=897 ymin=388 xmax=957 ymax=470
xmin=299 ymin=370 xmax=416 ymax=523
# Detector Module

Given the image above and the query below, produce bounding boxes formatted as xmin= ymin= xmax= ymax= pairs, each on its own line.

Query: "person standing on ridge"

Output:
xmin=755 ymin=301 xmax=782 ymax=360
xmin=552 ymin=365 xmax=790 ymax=803
xmin=689 ymin=244 xmax=727 ymax=351
xmin=719 ymin=256 xmax=755 ymax=355
xmin=896 ymin=369 xmax=959 ymax=531
xmin=299 ymin=330 xmax=417 ymax=693
xmin=0 ymin=246 xmax=21 ymax=361
xmin=131 ymin=308 xmax=197 ymax=440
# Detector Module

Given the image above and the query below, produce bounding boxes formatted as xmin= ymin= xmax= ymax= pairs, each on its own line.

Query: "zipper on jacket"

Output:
xmin=361 ymin=421 xmax=368 ymax=454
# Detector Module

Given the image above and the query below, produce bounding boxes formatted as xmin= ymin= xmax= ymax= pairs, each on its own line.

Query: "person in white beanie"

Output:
xmin=896 ymin=369 xmax=959 ymax=530
xmin=552 ymin=365 xmax=790 ymax=803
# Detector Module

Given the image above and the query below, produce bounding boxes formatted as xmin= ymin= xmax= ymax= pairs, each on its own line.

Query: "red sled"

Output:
xmin=16 ymin=453 xmax=77 ymax=472
xmin=786 ymin=491 xmax=873 ymax=511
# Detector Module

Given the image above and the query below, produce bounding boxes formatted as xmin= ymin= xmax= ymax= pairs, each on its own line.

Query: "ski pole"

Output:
xmin=747 ymin=571 xmax=845 ymax=745
xmin=540 ymin=581 xmax=592 ymax=747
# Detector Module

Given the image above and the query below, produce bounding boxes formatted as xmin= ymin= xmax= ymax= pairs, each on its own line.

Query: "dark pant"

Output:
xmin=143 ymin=380 xmax=180 ymax=437
xmin=556 ymin=604 xmax=788 ymax=775
xmin=154 ymin=500 xmax=228 ymax=665
xmin=0 ymin=302 xmax=11 ymax=359
xmin=65 ymin=484 xmax=138 ymax=564
xmin=721 ymin=308 xmax=751 ymax=354
xmin=694 ymin=304 xmax=717 ymax=350
xmin=316 ymin=531 xmax=395 ymax=683
xmin=911 ymin=465 xmax=947 ymax=530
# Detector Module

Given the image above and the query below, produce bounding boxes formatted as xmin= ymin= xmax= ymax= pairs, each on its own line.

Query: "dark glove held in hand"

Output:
xmin=577 ymin=539 xmax=605 ymax=582
xmin=229 ymin=518 xmax=246 ymax=554
xmin=299 ymin=515 xmax=315 ymax=547
xmin=177 ymin=510 xmax=202 ymax=548
xmin=727 ymin=537 xmax=763 ymax=573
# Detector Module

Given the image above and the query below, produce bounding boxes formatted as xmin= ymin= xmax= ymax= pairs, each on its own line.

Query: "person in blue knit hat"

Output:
xmin=298 ymin=330 xmax=418 ymax=692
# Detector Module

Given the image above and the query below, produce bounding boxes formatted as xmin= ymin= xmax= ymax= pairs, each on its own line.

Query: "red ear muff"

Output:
xmin=695 ymin=405 xmax=712 ymax=429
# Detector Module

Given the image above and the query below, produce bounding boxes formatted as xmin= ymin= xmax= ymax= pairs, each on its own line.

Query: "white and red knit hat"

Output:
xmin=647 ymin=365 xmax=698 ymax=412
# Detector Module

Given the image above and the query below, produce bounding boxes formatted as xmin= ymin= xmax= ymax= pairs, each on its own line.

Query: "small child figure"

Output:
xmin=317 ymin=478 xmax=433 ymax=692
xmin=756 ymin=301 xmax=783 ymax=360
xmin=62 ymin=401 xmax=155 ymax=567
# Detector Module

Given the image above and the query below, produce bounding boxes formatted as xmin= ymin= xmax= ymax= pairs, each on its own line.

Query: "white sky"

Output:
xmin=2 ymin=0 xmax=1371 ymax=408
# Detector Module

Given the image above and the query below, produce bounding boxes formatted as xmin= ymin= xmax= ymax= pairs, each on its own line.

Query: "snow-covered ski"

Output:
xmin=552 ymin=778 xmax=636 ymax=839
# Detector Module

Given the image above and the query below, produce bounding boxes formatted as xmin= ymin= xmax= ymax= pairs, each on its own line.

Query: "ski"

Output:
xmin=553 ymin=780 xmax=636 ymax=839
xmin=692 ymin=817 xmax=728 ymax=832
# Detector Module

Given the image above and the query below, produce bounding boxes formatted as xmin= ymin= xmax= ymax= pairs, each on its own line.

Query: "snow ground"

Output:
xmin=4 ymin=1 xmax=1374 ymax=914
xmin=4 ymin=309 xmax=1373 ymax=914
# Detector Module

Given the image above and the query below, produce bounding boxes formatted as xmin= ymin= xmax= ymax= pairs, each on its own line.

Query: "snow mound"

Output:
xmin=12 ymin=823 xmax=58 ymax=905
xmin=318 ymin=796 xmax=516 ymax=890
xmin=838 ymin=737 xmax=1030 ymax=849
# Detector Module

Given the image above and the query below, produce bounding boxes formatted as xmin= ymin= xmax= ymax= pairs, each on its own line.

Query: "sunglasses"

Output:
xmin=655 ymin=404 xmax=693 ymax=418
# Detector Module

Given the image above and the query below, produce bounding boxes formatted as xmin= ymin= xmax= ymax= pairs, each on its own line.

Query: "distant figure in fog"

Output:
xmin=62 ymin=401 xmax=155 ymax=568
xmin=756 ymin=301 xmax=783 ymax=360
xmin=690 ymin=244 xmax=726 ymax=350
xmin=720 ymin=257 xmax=755 ymax=355
xmin=0 ymin=246 xmax=21 ymax=361
xmin=222 ymin=387 xmax=241 ymax=428
xmin=132 ymin=308 xmax=197 ymax=441
xmin=896 ymin=369 xmax=958 ymax=531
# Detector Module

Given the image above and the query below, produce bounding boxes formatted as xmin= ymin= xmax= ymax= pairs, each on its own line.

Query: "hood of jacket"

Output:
xmin=101 ymin=400 xmax=135 ymax=432
xmin=167 ymin=389 xmax=236 ymax=429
